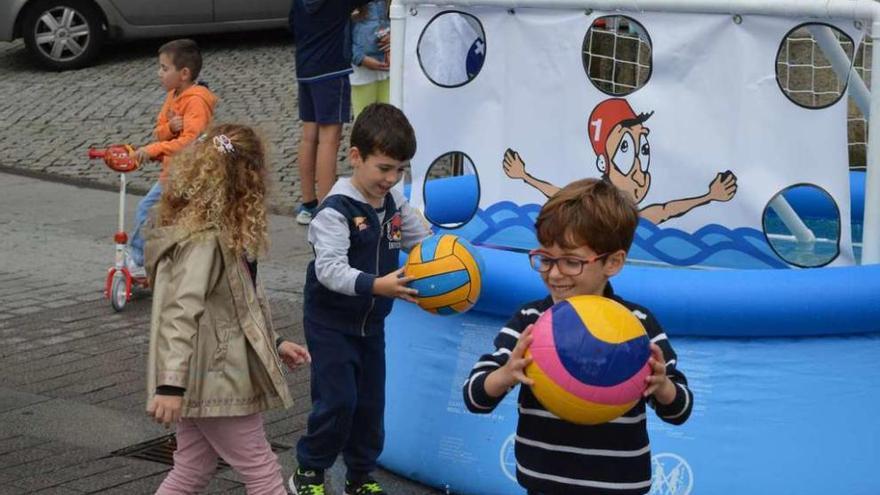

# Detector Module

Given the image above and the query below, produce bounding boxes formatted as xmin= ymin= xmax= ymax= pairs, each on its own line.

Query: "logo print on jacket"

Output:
xmin=386 ymin=213 xmax=402 ymax=248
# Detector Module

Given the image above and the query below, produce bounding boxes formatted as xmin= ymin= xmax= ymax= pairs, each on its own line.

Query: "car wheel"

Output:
xmin=21 ymin=0 xmax=105 ymax=70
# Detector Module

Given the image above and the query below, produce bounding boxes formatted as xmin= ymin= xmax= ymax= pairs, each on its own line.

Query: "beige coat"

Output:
xmin=144 ymin=226 xmax=293 ymax=418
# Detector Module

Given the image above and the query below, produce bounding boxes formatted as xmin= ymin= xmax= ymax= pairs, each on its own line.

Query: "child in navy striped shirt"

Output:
xmin=463 ymin=178 xmax=693 ymax=495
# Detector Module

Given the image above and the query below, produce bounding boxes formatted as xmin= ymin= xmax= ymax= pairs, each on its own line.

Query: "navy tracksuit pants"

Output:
xmin=296 ymin=320 xmax=386 ymax=479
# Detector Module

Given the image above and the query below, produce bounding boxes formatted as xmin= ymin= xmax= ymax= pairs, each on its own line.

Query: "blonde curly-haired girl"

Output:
xmin=145 ymin=124 xmax=311 ymax=494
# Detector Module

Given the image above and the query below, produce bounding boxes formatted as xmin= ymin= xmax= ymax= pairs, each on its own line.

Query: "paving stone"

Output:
xmin=7 ymin=306 xmax=44 ymax=316
xmin=81 ymin=376 xmax=145 ymax=405
xmin=93 ymin=471 xmax=244 ymax=494
xmin=0 ymin=483 xmax=28 ymax=494
xmin=0 ymin=446 xmax=57 ymax=471
xmin=61 ymin=458 xmax=169 ymax=492
xmin=0 ymin=434 xmax=47 ymax=455
xmin=27 ymin=360 xmax=138 ymax=396
xmin=12 ymin=465 xmax=107 ymax=494
xmin=0 ymin=446 xmax=101 ymax=484
xmin=26 ymin=488 xmax=82 ymax=494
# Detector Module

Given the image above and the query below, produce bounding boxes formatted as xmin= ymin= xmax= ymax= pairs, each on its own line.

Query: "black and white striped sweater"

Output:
xmin=463 ymin=289 xmax=693 ymax=495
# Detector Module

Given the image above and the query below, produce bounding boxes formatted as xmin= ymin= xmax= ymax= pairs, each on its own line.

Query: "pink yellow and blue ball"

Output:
xmin=404 ymin=234 xmax=484 ymax=315
xmin=526 ymin=295 xmax=651 ymax=425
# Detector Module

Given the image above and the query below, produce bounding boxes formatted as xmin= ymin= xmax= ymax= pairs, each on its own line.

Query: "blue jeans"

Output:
xmin=129 ymin=181 xmax=162 ymax=266
xmin=296 ymin=321 xmax=386 ymax=479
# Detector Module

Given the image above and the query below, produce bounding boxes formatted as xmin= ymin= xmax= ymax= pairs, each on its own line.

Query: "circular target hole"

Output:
xmin=417 ymin=11 xmax=486 ymax=88
xmin=776 ymin=23 xmax=855 ymax=109
xmin=583 ymin=15 xmax=652 ymax=96
xmin=762 ymin=184 xmax=841 ymax=267
xmin=423 ymin=152 xmax=480 ymax=228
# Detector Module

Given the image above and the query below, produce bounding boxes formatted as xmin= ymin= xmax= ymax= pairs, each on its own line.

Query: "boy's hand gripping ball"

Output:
xmin=525 ymin=295 xmax=651 ymax=424
xmin=404 ymin=234 xmax=484 ymax=315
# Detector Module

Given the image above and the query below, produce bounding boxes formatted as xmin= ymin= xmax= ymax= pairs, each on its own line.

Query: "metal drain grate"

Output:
xmin=113 ymin=434 xmax=291 ymax=468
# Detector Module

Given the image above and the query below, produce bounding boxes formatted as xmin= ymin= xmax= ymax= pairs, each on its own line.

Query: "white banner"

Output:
xmin=403 ymin=9 xmax=859 ymax=268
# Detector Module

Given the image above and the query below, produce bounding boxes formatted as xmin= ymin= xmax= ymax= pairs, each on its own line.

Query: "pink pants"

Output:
xmin=156 ymin=413 xmax=286 ymax=495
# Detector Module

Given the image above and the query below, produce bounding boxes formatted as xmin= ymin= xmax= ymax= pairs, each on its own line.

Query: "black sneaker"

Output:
xmin=288 ymin=468 xmax=325 ymax=495
xmin=345 ymin=476 xmax=386 ymax=495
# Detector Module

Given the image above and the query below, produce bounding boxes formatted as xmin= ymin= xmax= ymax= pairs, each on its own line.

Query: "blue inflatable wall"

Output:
xmin=382 ymin=304 xmax=880 ymax=494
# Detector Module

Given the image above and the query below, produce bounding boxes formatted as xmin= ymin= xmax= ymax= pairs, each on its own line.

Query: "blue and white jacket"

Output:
xmin=351 ymin=1 xmax=389 ymax=67
xmin=304 ymin=178 xmax=432 ymax=336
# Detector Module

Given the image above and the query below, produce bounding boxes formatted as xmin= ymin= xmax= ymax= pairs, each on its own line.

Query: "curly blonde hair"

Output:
xmin=157 ymin=124 xmax=269 ymax=259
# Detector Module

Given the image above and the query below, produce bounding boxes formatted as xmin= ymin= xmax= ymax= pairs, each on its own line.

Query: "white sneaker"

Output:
xmin=296 ymin=205 xmax=315 ymax=225
xmin=125 ymin=249 xmax=146 ymax=278
xmin=128 ymin=264 xmax=146 ymax=279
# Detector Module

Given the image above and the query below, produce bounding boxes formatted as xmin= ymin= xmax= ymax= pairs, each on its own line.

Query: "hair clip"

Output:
xmin=213 ymin=134 xmax=235 ymax=154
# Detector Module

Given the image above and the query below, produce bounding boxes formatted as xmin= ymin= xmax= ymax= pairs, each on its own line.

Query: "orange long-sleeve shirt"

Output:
xmin=144 ymin=84 xmax=217 ymax=178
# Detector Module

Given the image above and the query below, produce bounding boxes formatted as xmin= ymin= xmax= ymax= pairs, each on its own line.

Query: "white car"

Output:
xmin=0 ymin=0 xmax=290 ymax=70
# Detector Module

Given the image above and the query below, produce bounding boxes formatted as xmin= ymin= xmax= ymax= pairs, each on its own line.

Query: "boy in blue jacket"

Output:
xmin=290 ymin=103 xmax=432 ymax=495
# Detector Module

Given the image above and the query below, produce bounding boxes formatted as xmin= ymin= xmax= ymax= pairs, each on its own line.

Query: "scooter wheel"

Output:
xmin=110 ymin=271 xmax=128 ymax=312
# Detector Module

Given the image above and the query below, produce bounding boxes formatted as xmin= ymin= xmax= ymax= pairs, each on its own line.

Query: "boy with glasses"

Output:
xmin=462 ymin=178 xmax=694 ymax=495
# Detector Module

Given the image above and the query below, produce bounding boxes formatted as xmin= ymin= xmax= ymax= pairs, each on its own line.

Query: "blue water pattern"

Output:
xmin=436 ymin=202 xmax=863 ymax=269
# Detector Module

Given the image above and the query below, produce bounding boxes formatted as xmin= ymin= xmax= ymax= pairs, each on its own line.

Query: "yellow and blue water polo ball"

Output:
xmin=525 ymin=295 xmax=651 ymax=425
xmin=404 ymin=234 xmax=484 ymax=315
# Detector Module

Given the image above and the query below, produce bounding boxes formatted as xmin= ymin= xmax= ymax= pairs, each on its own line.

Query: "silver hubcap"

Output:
xmin=33 ymin=7 xmax=90 ymax=62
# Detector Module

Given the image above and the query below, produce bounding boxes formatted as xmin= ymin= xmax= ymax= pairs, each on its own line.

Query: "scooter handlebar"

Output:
xmin=88 ymin=144 xmax=139 ymax=173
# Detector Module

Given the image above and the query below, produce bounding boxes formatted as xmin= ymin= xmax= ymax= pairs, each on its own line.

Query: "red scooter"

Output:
xmin=88 ymin=145 xmax=148 ymax=311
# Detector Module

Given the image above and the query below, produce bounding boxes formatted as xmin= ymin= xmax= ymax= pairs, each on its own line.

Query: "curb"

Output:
xmin=0 ymin=165 xmax=296 ymax=217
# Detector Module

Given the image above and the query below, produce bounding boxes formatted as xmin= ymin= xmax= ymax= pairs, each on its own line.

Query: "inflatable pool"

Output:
xmin=381 ymin=171 xmax=878 ymax=494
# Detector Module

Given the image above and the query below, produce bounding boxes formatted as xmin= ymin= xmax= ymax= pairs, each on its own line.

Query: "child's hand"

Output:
xmin=373 ymin=267 xmax=417 ymax=302
xmin=378 ymin=32 xmax=391 ymax=52
xmin=168 ymin=112 xmax=183 ymax=134
xmin=502 ymin=148 xmax=527 ymax=179
xmin=485 ymin=325 xmax=534 ymax=397
xmin=148 ymin=395 xmax=183 ymax=428
xmin=279 ymin=341 xmax=311 ymax=370
xmin=502 ymin=324 xmax=535 ymax=386
xmin=132 ymin=147 xmax=151 ymax=165
xmin=644 ymin=343 xmax=676 ymax=405
xmin=362 ymin=56 xmax=390 ymax=71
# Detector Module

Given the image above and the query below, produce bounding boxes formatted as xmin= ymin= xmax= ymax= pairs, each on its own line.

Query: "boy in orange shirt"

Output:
xmin=127 ymin=39 xmax=218 ymax=276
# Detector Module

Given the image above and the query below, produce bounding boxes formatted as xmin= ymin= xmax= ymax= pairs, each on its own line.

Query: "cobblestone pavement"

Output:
xmin=0 ymin=172 xmax=440 ymax=494
xmin=0 ymin=33 xmax=353 ymax=213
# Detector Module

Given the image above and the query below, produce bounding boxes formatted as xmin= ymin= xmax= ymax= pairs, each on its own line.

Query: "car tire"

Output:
xmin=21 ymin=0 xmax=105 ymax=70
